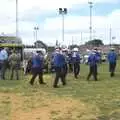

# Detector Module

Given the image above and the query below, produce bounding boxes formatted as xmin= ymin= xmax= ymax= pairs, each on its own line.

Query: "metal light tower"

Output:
xmin=88 ymin=2 xmax=93 ymax=41
xmin=59 ymin=8 xmax=67 ymax=42
xmin=80 ymin=32 xmax=83 ymax=45
xmin=109 ymin=25 xmax=112 ymax=47
xmin=16 ymin=0 xmax=18 ymax=38
xmin=34 ymin=26 xmax=39 ymax=41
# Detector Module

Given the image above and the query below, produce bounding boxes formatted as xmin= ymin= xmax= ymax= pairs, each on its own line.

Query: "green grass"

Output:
xmin=0 ymin=61 xmax=120 ymax=120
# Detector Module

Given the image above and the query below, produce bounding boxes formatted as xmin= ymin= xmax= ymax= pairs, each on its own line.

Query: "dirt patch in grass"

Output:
xmin=0 ymin=92 xmax=100 ymax=120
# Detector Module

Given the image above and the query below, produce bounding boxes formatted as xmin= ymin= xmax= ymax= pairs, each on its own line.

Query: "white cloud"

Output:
xmin=43 ymin=9 xmax=120 ymax=45
xmin=17 ymin=0 xmax=120 ymax=11
xmin=0 ymin=0 xmax=120 ymax=45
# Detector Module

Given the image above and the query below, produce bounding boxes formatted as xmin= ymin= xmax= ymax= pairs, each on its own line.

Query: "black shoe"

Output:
xmin=29 ymin=81 xmax=33 ymax=85
xmin=63 ymin=83 xmax=66 ymax=86
xmin=2 ymin=77 xmax=5 ymax=80
xmin=75 ymin=75 xmax=78 ymax=79
xmin=111 ymin=74 xmax=113 ymax=77
xmin=111 ymin=73 xmax=114 ymax=77
xmin=87 ymin=77 xmax=90 ymax=81
xmin=40 ymin=82 xmax=46 ymax=84
xmin=53 ymin=85 xmax=59 ymax=88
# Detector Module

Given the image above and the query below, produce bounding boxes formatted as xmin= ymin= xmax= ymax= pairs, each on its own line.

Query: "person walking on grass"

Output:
xmin=108 ymin=47 xmax=117 ymax=77
xmin=29 ymin=51 xmax=46 ymax=85
xmin=53 ymin=48 xmax=66 ymax=88
xmin=72 ymin=48 xmax=81 ymax=79
xmin=87 ymin=49 xmax=98 ymax=81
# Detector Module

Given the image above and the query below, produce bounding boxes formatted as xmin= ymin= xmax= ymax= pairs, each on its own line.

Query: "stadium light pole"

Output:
xmin=80 ymin=32 xmax=83 ymax=45
xmin=16 ymin=0 xmax=18 ymax=38
xmin=59 ymin=8 xmax=67 ymax=43
xmin=109 ymin=25 xmax=112 ymax=47
xmin=34 ymin=26 xmax=39 ymax=41
xmin=88 ymin=2 xmax=93 ymax=42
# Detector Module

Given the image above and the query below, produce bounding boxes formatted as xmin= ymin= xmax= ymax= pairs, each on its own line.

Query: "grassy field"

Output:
xmin=0 ymin=61 xmax=120 ymax=120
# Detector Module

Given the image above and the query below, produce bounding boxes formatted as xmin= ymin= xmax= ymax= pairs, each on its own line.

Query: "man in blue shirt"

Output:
xmin=53 ymin=48 xmax=66 ymax=88
xmin=87 ymin=50 xmax=98 ymax=81
xmin=72 ymin=48 xmax=81 ymax=79
xmin=95 ymin=50 xmax=101 ymax=64
xmin=62 ymin=48 xmax=68 ymax=79
xmin=0 ymin=48 xmax=8 ymax=80
xmin=108 ymin=48 xmax=117 ymax=77
xmin=29 ymin=52 xmax=46 ymax=85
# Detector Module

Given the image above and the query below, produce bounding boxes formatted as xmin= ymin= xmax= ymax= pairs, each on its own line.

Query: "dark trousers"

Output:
xmin=0 ymin=61 xmax=2 ymax=79
xmin=10 ymin=66 xmax=19 ymax=80
xmin=30 ymin=68 xmax=44 ymax=85
xmin=73 ymin=63 xmax=80 ymax=78
xmin=53 ymin=67 xmax=66 ymax=87
xmin=64 ymin=63 xmax=68 ymax=78
xmin=69 ymin=63 xmax=73 ymax=72
xmin=109 ymin=62 xmax=116 ymax=77
xmin=87 ymin=65 xmax=97 ymax=81
xmin=1 ymin=60 xmax=8 ymax=80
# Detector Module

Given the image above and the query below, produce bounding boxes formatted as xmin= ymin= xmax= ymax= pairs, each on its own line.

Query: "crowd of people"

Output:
xmin=26 ymin=46 xmax=117 ymax=88
xmin=0 ymin=48 xmax=21 ymax=80
xmin=0 ymin=46 xmax=118 ymax=88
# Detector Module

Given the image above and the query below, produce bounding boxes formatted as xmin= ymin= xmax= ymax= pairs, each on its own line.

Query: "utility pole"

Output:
xmin=72 ymin=36 xmax=74 ymax=45
xmin=88 ymin=2 xmax=93 ymax=42
xmin=109 ymin=25 xmax=112 ymax=47
xmin=80 ymin=32 xmax=83 ymax=45
xmin=59 ymin=8 xmax=67 ymax=43
xmin=16 ymin=0 xmax=18 ymax=38
xmin=34 ymin=26 xmax=39 ymax=41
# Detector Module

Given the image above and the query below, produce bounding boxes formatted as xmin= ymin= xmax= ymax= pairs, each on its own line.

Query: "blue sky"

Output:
xmin=0 ymin=0 xmax=120 ymax=46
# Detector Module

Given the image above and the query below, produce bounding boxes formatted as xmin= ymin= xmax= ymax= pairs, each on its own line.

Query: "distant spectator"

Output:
xmin=8 ymin=50 xmax=21 ymax=80
xmin=0 ymin=47 xmax=8 ymax=80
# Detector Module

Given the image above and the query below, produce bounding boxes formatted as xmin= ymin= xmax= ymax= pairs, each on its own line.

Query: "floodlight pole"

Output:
xmin=59 ymin=8 xmax=67 ymax=42
xmin=34 ymin=26 xmax=39 ymax=41
xmin=109 ymin=25 xmax=112 ymax=47
xmin=81 ymin=32 xmax=83 ymax=45
xmin=62 ymin=13 xmax=65 ymax=42
xmin=16 ymin=0 xmax=18 ymax=38
xmin=88 ymin=2 xmax=93 ymax=42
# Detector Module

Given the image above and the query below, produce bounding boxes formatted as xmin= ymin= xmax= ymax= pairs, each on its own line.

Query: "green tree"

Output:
xmin=68 ymin=45 xmax=79 ymax=50
xmin=85 ymin=39 xmax=104 ymax=46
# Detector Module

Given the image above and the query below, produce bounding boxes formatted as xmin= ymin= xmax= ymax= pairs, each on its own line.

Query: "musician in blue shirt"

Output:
xmin=87 ymin=50 xmax=98 ymax=81
xmin=72 ymin=48 xmax=81 ymax=79
xmin=108 ymin=48 xmax=117 ymax=77
xmin=53 ymin=48 xmax=66 ymax=88
xmin=29 ymin=52 xmax=46 ymax=85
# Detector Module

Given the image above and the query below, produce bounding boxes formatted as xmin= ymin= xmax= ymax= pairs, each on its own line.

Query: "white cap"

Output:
xmin=92 ymin=49 xmax=97 ymax=52
xmin=110 ymin=47 xmax=115 ymax=50
xmin=62 ymin=48 xmax=68 ymax=52
xmin=73 ymin=48 xmax=79 ymax=52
